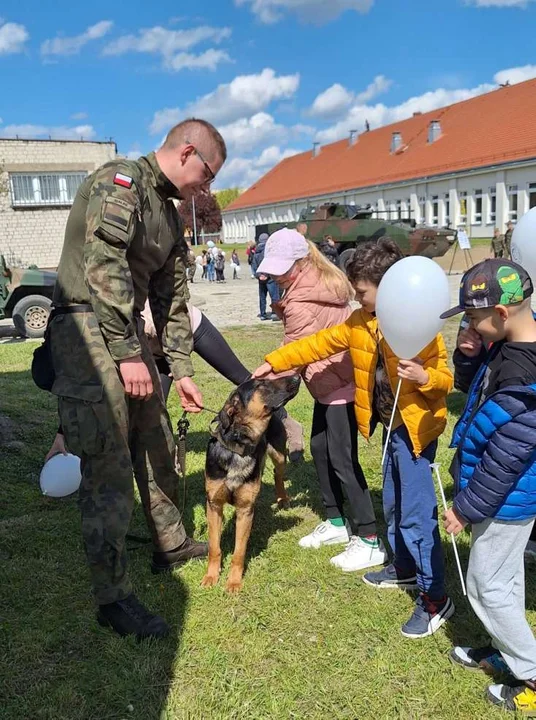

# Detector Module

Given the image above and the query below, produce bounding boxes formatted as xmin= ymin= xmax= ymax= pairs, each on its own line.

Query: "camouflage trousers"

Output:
xmin=49 ymin=310 xmax=186 ymax=605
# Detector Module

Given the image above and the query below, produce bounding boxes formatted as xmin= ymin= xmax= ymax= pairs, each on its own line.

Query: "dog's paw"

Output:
xmin=201 ymin=572 xmax=219 ymax=588
xmin=276 ymin=495 xmax=290 ymax=510
xmin=225 ymin=578 xmax=243 ymax=594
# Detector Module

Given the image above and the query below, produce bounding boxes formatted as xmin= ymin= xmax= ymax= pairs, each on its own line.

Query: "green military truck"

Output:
xmin=0 ymin=255 xmax=56 ymax=338
xmin=256 ymin=203 xmax=457 ymax=270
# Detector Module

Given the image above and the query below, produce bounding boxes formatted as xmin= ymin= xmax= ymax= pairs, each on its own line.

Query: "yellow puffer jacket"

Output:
xmin=266 ymin=309 xmax=453 ymax=457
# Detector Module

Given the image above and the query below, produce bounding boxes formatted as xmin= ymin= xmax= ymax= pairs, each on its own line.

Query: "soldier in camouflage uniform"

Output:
xmin=504 ymin=220 xmax=514 ymax=259
xmin=50 ymin=119 xmax=226 ymax=640
xmin=491 ymin=227 xmax=506 ymax=258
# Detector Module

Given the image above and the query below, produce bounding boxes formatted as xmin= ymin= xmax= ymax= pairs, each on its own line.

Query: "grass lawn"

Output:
xmin=1 ymin=321 xmax=534 ymax=720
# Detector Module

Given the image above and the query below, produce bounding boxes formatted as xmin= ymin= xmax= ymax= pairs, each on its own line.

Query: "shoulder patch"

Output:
xmin=114 ymin=172 xmax=133 ymax=188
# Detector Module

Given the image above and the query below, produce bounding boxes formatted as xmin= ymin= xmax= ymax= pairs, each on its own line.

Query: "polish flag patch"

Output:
xmin=114 ymin=172 xmax=133 ymax=188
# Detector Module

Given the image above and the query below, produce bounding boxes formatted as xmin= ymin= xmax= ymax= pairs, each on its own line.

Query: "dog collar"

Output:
xmin=209 ymin=418 xmax=257 ymax=457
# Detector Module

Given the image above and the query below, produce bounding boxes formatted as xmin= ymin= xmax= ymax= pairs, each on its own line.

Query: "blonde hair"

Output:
xmin=297 ymin=241 xmax=354 ymax=301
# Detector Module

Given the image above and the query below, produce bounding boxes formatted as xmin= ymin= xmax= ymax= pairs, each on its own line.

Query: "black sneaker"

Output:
xmin=450 ymin=645 xmax=510 ymax=675
xmin=97 ymin=594 xmax=170 ymax=640
xmin=363 ymin=563 xmax=418 ymax=590
xmin=151 ymin=537 xmax=208 ymax=574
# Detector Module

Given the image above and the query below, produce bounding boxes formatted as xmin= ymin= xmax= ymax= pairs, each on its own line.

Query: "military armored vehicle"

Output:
xmin=255 ymin=203 xmax=457 ymax=271
xmin=0 ymin=255 xmax=56 ymax=338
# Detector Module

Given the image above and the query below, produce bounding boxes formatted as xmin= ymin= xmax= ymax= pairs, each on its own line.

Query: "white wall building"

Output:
xmin=222 ymin=79 xmax=536 ymax=245
xmin=0 ymin=138 xmax=116 ymax=268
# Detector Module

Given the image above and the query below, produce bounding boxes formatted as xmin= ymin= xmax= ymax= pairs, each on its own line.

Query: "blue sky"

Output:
xmin=1 ymin=0 xmax=535 ymax=189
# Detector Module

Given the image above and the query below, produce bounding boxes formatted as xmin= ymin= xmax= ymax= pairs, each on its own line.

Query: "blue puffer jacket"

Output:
xmin=451 ymin=359 xmax=536 ymax=524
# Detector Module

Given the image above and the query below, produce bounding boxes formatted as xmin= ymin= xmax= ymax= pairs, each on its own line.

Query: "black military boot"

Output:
xmin=97 ymin=594 xmax=170 ymax=640
xmin=151 ymin=537 xmax=208 ymax=574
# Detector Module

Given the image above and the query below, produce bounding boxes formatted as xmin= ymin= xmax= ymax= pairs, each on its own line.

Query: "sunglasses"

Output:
xmin=186 ymin=140 xmax=215 ymax=185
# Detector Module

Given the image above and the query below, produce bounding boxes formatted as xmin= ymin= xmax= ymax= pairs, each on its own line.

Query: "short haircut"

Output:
xmin=346 ymin=237 xmax=404 ymax=287
xmin=163 ymin=118 xmax=227 ymax=163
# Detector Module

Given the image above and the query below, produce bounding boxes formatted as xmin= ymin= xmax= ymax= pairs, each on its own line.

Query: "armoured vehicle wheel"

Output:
xmin=338 ymin=248 xmax=356 ymax=273
xmin=12 ymin=295 xmax=52 ymax=339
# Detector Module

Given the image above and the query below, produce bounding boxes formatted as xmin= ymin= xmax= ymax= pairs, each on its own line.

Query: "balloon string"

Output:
xmin=381 ymin=377 xmax=402 ymax=467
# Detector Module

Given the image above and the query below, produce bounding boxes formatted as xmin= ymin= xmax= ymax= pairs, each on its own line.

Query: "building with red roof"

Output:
xmin=222 ymin=78 xmax=536 ymax=244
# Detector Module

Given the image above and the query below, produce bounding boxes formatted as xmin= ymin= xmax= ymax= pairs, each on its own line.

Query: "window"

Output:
xmin=488 ymin=186 xmax=496 ymax=224
xmin=395 ymin=199 xmax=402 ymax=220
xmin=431 ymin=196 xmax=439 ymax=226
xmin=459 ymin=191 xmax=468 ymax=226
xmin=508 ymin=184 xmax=518 ymax=221
xmin=473 ymin=189 xmax=483 ymax=225
xmin=418 ymin=196 xmax=425 ymax=223
xmin=10 ymin=172 xmax=87 ymax=207
xmin=530 ymin=183 xmax=536 ymax=210
xmin=444 ymin=193 xmax=450 ymax=225
xmin=405 ymin=198 xmax=411 ymax=220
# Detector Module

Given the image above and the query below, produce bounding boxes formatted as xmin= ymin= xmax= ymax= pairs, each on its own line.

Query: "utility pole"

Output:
xmin=192 ymin=195 xmax=197 ymax=246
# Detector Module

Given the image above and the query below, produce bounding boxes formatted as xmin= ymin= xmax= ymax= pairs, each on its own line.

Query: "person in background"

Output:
xmin=505 ymin=220 xmax=515 ymax=259
xmin=296 ymin=222 xmax=308 ymax=237
xmin=246 ymin=241 xmax=256 ymax=278
xmin=252 ymin=233 xmax=281 ymax=321
xmin=200 ymin=250 xmax=208 ymax=279
xmin=443 ymin=259 xmax=536 ymax=715
xmin=254 ymin=229 xmax=384 ymax=571
xmin=254 ymin=238 xmax=454 ymax=639
xmin=206 ymin=249 xmax=216 ymax=282
xmin=319 ymin=235 xmax=339 ymax=265
xmin=491 ymin=228 xmax=505 ymax=259
xmin=231 ymin=249 xmax=241 ymax=280
xmin=214 ymin=250 xmax=226 ymax=283
xmin=186 ymin=241 xmax=197 ymax=282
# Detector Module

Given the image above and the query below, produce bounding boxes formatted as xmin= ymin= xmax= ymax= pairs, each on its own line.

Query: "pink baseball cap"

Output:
xmin=257 ymin=228 xmax=310 ymax=276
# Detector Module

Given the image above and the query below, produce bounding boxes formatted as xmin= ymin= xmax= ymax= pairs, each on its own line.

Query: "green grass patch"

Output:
xmin=1 ymin=322 xmax=533 ymax=719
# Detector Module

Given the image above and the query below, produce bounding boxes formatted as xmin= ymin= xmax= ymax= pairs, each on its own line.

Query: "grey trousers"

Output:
xmin=467 ymin=516 xmax=536 ymax=680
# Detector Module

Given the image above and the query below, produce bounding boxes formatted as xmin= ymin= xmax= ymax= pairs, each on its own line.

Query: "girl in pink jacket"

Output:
xmin=258 ymin=228 xmax=386 ymax=572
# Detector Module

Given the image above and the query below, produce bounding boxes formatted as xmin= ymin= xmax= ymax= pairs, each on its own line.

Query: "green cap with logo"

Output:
xmin=440 ymin=258 xmax=533 ymax=319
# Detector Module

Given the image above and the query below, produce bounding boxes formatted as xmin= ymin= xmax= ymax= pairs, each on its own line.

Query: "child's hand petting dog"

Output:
xmin=397 ymin=358 xmax=429 ymax=386
xmin=252 ymin=362 xmax=274 ymax=379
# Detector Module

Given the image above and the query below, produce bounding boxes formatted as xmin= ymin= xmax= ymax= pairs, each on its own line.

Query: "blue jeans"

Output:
xmin=383 ymin=424 xmax=445 ymax=598
xmin=207 ymin=264 xmax=215 ymax=282
xmin=258 ymin=280 xmax=280 ymax=317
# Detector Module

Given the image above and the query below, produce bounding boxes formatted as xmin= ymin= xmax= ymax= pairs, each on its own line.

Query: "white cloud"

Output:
xmin=309 ymin=75 xmax=391 ymax=119
xmin=0 ymin=21 xmax=29 ymax=54
xmin=41 ymin=21 xmax=113 ymax=56
xmin=0 ymin=123 xmax=96 ymax=140
xmin=466 ymin=0 xmax=533 ymax=7
xmin=309 ymin=83 xmax=354 ymax=118
xmin=102 ymin=24 xmax=231 ymax=72
xmin=150 ymin=68 xmax=300 ymax=133
xmin=494 ymin=64 xmax=536 ymax=84
xmin=71 ymin=111 xmax=88 ymax=120
xmin=216 ymin=145 xmax=301 ymax=188
xmin=166 ymin=48 xmax=231 ymax=72
xmin=219 ymin=113 xmax=288 ymax=153
xmin=235 ymin=0 xmax=374 ymax=24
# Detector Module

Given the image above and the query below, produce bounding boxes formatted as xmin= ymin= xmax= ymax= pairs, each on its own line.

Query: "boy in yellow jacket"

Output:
xmin=254 ymin=239 xmax=454 ymax=639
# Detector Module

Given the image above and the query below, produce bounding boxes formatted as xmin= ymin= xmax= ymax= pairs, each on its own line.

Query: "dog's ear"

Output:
xmin=219 ymin=394 xmax=242 ymax=431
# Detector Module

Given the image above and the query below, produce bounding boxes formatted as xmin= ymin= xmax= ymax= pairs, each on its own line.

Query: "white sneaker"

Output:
xmin=298 ymin=521 xmax=349 ymax=549
xmin=330 ymin=536 xmax=388 ymax=572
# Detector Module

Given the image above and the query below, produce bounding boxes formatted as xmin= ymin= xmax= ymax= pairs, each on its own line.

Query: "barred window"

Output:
xmin=9 ymin=172 xmax=87 ymax=207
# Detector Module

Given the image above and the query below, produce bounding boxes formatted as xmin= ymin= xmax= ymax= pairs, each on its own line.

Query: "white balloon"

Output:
xmin=511 ymin=208 xmax=536 ymax=285
xmin=376 ymin=256 xmax=450 ymax=359
xmin=39 ymin=453 xmax=81 ymax=498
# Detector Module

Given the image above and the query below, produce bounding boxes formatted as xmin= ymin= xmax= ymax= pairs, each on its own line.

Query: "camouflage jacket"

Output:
xmin=53 ymin=152 xmax=193 ymax=379
xmin=504 ymin=228 xmax=513 ymax=255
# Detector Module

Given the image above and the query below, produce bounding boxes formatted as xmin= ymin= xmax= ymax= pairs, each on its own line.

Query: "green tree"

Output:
xmin=214 ymin=187 xmax=241 ymax=210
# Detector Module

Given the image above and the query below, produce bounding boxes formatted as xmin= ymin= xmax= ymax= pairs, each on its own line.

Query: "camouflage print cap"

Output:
xmin=441 ymin=258 xmax=533 ymax=319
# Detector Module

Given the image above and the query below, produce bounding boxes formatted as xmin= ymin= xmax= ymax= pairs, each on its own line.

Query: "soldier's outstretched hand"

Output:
xmin=176 ymin=377 xmax=203 ymax=413
xmin=119 ymin=357 xmax=154 ymax=400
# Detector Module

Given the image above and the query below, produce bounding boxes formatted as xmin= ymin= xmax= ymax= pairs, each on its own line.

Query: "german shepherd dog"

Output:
xmin=201 ymin=376 xmax=300 ymax=593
